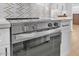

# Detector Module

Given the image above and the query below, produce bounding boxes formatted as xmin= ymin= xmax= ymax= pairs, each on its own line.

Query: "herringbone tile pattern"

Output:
xmin=0 ymin=3 xmax=50 ymax=18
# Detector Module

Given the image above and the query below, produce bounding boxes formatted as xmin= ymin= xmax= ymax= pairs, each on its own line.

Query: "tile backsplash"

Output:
xmin=0 ymin=3 xmax=72 ymax=19
xmin=0 ymin=3 xmax=50 ymax=18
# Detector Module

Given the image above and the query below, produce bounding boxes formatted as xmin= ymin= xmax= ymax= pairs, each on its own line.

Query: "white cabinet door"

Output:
xmin=0 ymin=47 xmax=6 ymax=56
xmin=0 ymin=29 xmax=10 ymax=46
xmin=0 ymin=44 xmax=10 ymax=56
xmin=57 ymin=3 xmax=72 ymax=16
xmin=61 ymin=20 xmax=71 ymax=56
xmin=61 ymin=20 xmax=71 ymax=31
xmin=61 ymin=28 xmax=71 ymax=56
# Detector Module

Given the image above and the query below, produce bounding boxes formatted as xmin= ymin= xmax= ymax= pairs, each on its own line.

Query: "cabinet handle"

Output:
xmin=0 ymin=40 xmax=1 ymax=42
xmin=5 ymin=48 xmax=7 ymax=56
xmin=62 ymin=24 xmax=69 ymax=27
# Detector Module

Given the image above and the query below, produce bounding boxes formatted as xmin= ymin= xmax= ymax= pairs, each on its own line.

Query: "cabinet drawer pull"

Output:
xmin=5 ymin=48 xmax=7 ymax=56
xmin=0 ymin=40 xmax=1 ymax=42
xmin=62 ymin=24 xmax=69 ymax=27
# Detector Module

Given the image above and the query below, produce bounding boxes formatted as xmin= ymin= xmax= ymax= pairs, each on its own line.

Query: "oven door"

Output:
xmin=26 ymin=40 xmax=53 ymax=56
xmin=13 ymin=32 xmax=61 ymax=56
xmin=13 ymin=35 xmax=54 ymax=56
xmin=26 ymin=32 xmax=61 ymax=56
xmin=25 ymin=35 xmax=53 ymax=56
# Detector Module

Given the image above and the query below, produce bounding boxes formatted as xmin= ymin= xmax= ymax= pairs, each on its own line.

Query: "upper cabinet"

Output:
xmin=50 ymin=3 xmax=72 ymax=17
xmin=57 ymin=3 xmax=72 ymax=16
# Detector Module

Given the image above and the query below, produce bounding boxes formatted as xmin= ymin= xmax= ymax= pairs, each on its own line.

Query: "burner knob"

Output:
xmin=48 ymin=23 xmax=52 ymax=27
xmin=54 ymin=22 xmax=58 ymax=27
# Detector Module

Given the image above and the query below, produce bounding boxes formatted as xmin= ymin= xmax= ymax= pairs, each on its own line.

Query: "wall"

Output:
xmin=0 ymin=3 xmax=72 ymax=19
xmin=0 ymin=3 xmax=50 ymax=19
xmin=72 ymin=6 xmax=79 ymax=14
xmin=72 ymin=3 xmax=79 ymax=14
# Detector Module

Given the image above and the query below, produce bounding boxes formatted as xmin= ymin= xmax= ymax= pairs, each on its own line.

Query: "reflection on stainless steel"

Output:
xmin=7 ymin=18 xmax=61 ymax=56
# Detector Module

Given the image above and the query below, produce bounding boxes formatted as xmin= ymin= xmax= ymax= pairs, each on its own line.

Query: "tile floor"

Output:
xmin=68 ymin=25 xmax=79 ymax=56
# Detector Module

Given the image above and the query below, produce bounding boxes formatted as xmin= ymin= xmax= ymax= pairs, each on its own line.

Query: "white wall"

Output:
xmin=72 ymin=3 xmax=79 ymax=14
xmin=72 ymin=6 xmax=79 ymax=14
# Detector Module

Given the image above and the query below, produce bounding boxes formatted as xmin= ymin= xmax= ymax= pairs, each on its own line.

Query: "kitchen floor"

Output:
xmin=68 ymin=25 xmax=79 ymax=56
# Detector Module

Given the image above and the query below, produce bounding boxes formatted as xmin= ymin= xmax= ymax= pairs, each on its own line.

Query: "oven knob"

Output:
xmin=54 ymin=22 xmax=58 ymax=27
xmin=48 ymin=23 xmax=52 ymax=27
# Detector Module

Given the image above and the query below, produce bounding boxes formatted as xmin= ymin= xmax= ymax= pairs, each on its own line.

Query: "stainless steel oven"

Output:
xmin=7 ymin=18 xmax=61 ymax=56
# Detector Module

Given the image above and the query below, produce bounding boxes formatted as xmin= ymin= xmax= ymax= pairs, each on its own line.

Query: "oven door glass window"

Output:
xmin=13 ymin=32 xmax=61 ymax=56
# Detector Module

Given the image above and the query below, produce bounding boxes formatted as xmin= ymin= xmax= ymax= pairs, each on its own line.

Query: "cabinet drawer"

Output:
xmin=61 ymin=21 xmax=70 ymax=27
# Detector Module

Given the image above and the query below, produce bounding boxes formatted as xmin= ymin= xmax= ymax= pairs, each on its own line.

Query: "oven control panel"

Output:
xmin=9 ymin=20 xmax=60 ymax=35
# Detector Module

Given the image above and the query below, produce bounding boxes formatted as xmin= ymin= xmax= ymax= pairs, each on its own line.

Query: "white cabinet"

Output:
xmin=50 ymin=3 xmax=72 ymax=18
xmin=57 ymin=3 xmax=72 ymax=16
xmin=60 ymin=20 xmax=71 ymax=56
xmin=0 ymin=29 xmax=10 ymax=56
xmin=0 ymin=29 xmax=10 ymax=46
xmin=0 ymin=44 xmax=10 ymax=56
xmin=0 ymin=19 xmax=10 ymax=56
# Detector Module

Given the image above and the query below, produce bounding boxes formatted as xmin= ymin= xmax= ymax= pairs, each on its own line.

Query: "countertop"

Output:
xmin=55 ymin=17 xmax=72 ymax=21
xmin=40 ymin=17 xmax=72 ymax=21
xmin=7 ymin=17 xmax=72 ymax=24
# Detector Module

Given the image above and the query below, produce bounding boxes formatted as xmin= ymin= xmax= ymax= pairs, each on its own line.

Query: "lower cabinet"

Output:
xmin=0 ymin=44 xmax=10 ymax=56
xmin=60 ymin=20 xmax=71 ymax=56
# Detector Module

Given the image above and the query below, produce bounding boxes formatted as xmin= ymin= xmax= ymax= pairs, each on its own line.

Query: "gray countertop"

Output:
xmin=0 ymin=17 xmax=72 ymax=28
xmin=40 ymin=17 xmax=72 ymax=21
